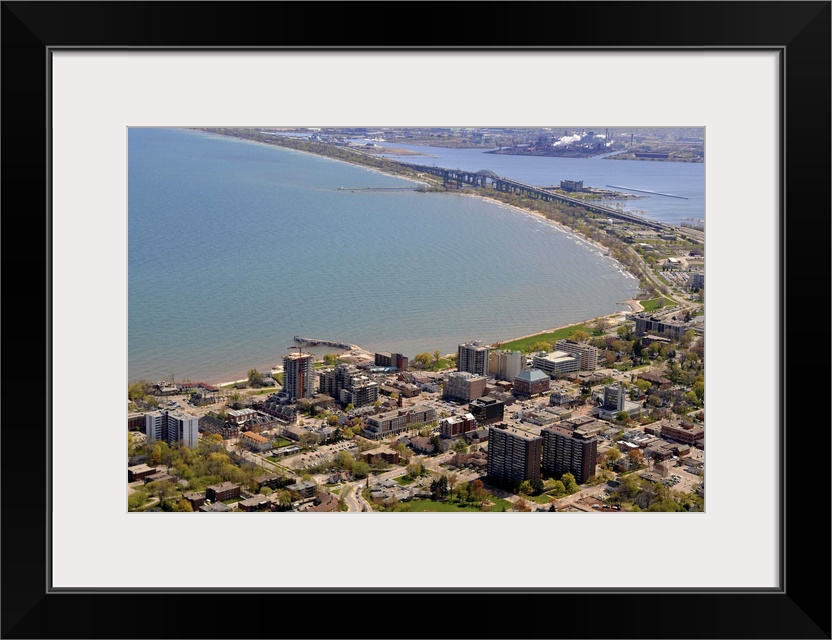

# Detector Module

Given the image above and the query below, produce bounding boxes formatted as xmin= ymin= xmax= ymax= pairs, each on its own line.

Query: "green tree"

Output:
xmin=634 ymin=379 xmax=652 ymax=395
xmin=628 ymin=448 xmax=646 ymax=468
xmin=447 ymin=473 xmax=459 ymax=494
xmin=414 ymin=352 xmax=432 ymax=369
xmin=433 ymin=350 xmax=442 ymax=370
xmin=549 ymin=480 xmax=566 ymax=497
xmin=692 ymin=379 xmax=705 ymax=403
xmin=453 ymin=438 xmax=468 ymax=453
xmin=128 ymin=491 xmax=148 ymax=511
xmin=352 ymin=460 xmax=370 ymax=479
xmin=430 ymin=434 xmax=442 ymax=454
xmin=561 ymin=472 xmax=580 ymax=494
xmin=406 ymin=460 xmax=423 ymax=478
xmin=603 ymin=447 xmax=622 ymax=467
xmin=392 ymin=440 xmax=406 ymax=457
xmin=430 ymin=475 xmax=449 ymax=499
xmin=247 ymin=368 xmax=262 ymax=386
xmin=273 ymin=489 xmax=292 ymax=509
xmin=517 ymin=479 xmax=533 ymax=496
xmin=173 ymin=498 xmax=194 ymax=512
xmin=128 ymin=380 xmax=152 ymax=401
xmin=569 ymin=329 xmax=590 ymax=342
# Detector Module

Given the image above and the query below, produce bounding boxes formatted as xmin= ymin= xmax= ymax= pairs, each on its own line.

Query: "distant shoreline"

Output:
xmin=186 ymin=129 xmax=646 ymax=386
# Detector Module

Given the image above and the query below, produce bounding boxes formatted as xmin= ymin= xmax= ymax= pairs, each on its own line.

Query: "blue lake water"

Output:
xmin=128 ymin=128 xmax=699 ymax=384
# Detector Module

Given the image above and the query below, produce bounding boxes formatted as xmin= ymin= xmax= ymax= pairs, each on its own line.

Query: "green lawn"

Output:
xmin=271 ymin=437 xmax=293 ymax=448
xmin=394 ymin=498 xmax=486 ymax=512
xmin=222 ymin=496 xmax=245 ymax=505
xmin=395 ymin=475 xmax=415 ymax=486
xmin=639 ymin=297 xmax=671 ymax=312
xmin=500 ymin=324 xmax=589 ymax=352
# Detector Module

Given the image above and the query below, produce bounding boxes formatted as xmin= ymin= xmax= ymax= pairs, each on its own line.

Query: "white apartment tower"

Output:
xmin=491 ymin=349 xmax=525 ymax=381
xmin=145 ymin=409 xmax=199 ymax=449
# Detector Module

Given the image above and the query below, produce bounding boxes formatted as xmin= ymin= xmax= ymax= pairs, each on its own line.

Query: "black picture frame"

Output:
xmin=2 ymin=2 xmax=829 ymax=638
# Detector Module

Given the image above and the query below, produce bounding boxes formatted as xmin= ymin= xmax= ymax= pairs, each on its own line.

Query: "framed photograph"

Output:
xmin=3 ymin=1 xmax=829 ymax=638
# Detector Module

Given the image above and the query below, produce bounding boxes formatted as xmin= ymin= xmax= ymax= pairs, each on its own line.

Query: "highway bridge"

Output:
xmin=397 ymin=161 xmax=704 ymax=244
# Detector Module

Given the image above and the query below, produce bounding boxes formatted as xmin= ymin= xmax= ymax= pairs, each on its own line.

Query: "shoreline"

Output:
xmin=185 ymin=130 xmax=647 ymax=387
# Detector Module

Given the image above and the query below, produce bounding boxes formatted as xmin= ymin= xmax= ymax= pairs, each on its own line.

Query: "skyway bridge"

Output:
xmin=396 ymin=161 xmax=704 ymax=244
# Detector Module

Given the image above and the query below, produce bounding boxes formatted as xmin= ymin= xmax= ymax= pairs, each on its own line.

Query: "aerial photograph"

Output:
xmin=127 ymin=126 xmax=705 ymax=513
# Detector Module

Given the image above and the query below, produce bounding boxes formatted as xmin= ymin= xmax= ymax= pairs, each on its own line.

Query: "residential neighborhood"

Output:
xmin=128 ymin=296 xmax=704 ymax=514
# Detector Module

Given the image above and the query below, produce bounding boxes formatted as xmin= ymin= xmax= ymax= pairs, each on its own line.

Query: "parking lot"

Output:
xmin=284 ymin=441 xmax=358 ymax=471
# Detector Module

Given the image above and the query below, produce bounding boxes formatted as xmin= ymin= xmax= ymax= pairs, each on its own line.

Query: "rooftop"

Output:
xmin=515 ymin=368 xmax=549 ymax=382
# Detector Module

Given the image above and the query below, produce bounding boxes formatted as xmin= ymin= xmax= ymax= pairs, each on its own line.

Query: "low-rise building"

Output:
xmin=409 ymin=436 xmax=435 ymax=455
xmin=206 ymin=482 xmax=240 ymax=503
xmin=532 ymin=351 xmax=581 ymax=377
xmin=238 ymin=495 xmax=273 ymax=512
xmin=240 ymin=431 xmax=272 ymax=452
xmin=227 ymin=408 xmax=258 ymax=426
xmin=636 ymin=370 xmax=672 ymax=389
xmin=301 ymin=492 xmax=340 ymax=512
xmin=440 ymin=413 xmax=478 ymax=438
xmin=468 ymin=396 xmax=505 ymax=425
xmin=630 ymin=311 xmax=689 ymax=341
xmin=513 ymin=368 xmax=551 ymax=398
xmin=286 ymin=480 xmax=317 ymax=499
xmin=198 ymin=502 xmax=231 ymax=512
xmin=361 ymin=446 xmax=400 ymax=466
xmin=362 ymin=404 xmax=436 ymax=440
xmin=659 ymin=418 xmax=704 ymax=447
xmin=127 ymin=464 xmax=156 ymax=483
xmin=183 ymin=491 xmax=205 ymax=510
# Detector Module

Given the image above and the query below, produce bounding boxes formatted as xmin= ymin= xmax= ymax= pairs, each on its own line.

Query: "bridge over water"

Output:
xmin=396 ymin=161 xmax=704 ymax=243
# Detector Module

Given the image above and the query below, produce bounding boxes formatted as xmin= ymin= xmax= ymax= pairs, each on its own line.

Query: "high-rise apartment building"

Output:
xmin=341 ymin=379 xmax=378 ymax=408
xmin=443 ymin=371 xmax=487 ymax=403
xmin=283 ymin=352 xmax=315 ymax=402
xmin=554 ymin=339 xmax=599 ymax=371
xmin=490 ymin=349 xmax=525 ymax=381
xmin=487 ymin=423 xmax=543 ymax=489
xmin=145 ymin=409 xmax=199 ymax=449
xmin=457 ymin=341 xmax=491 ymax=377
xmin=319 ymin=363 xmax=378 ymax=408
xmin=541 ymin=424 xmax=598 ymax=484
